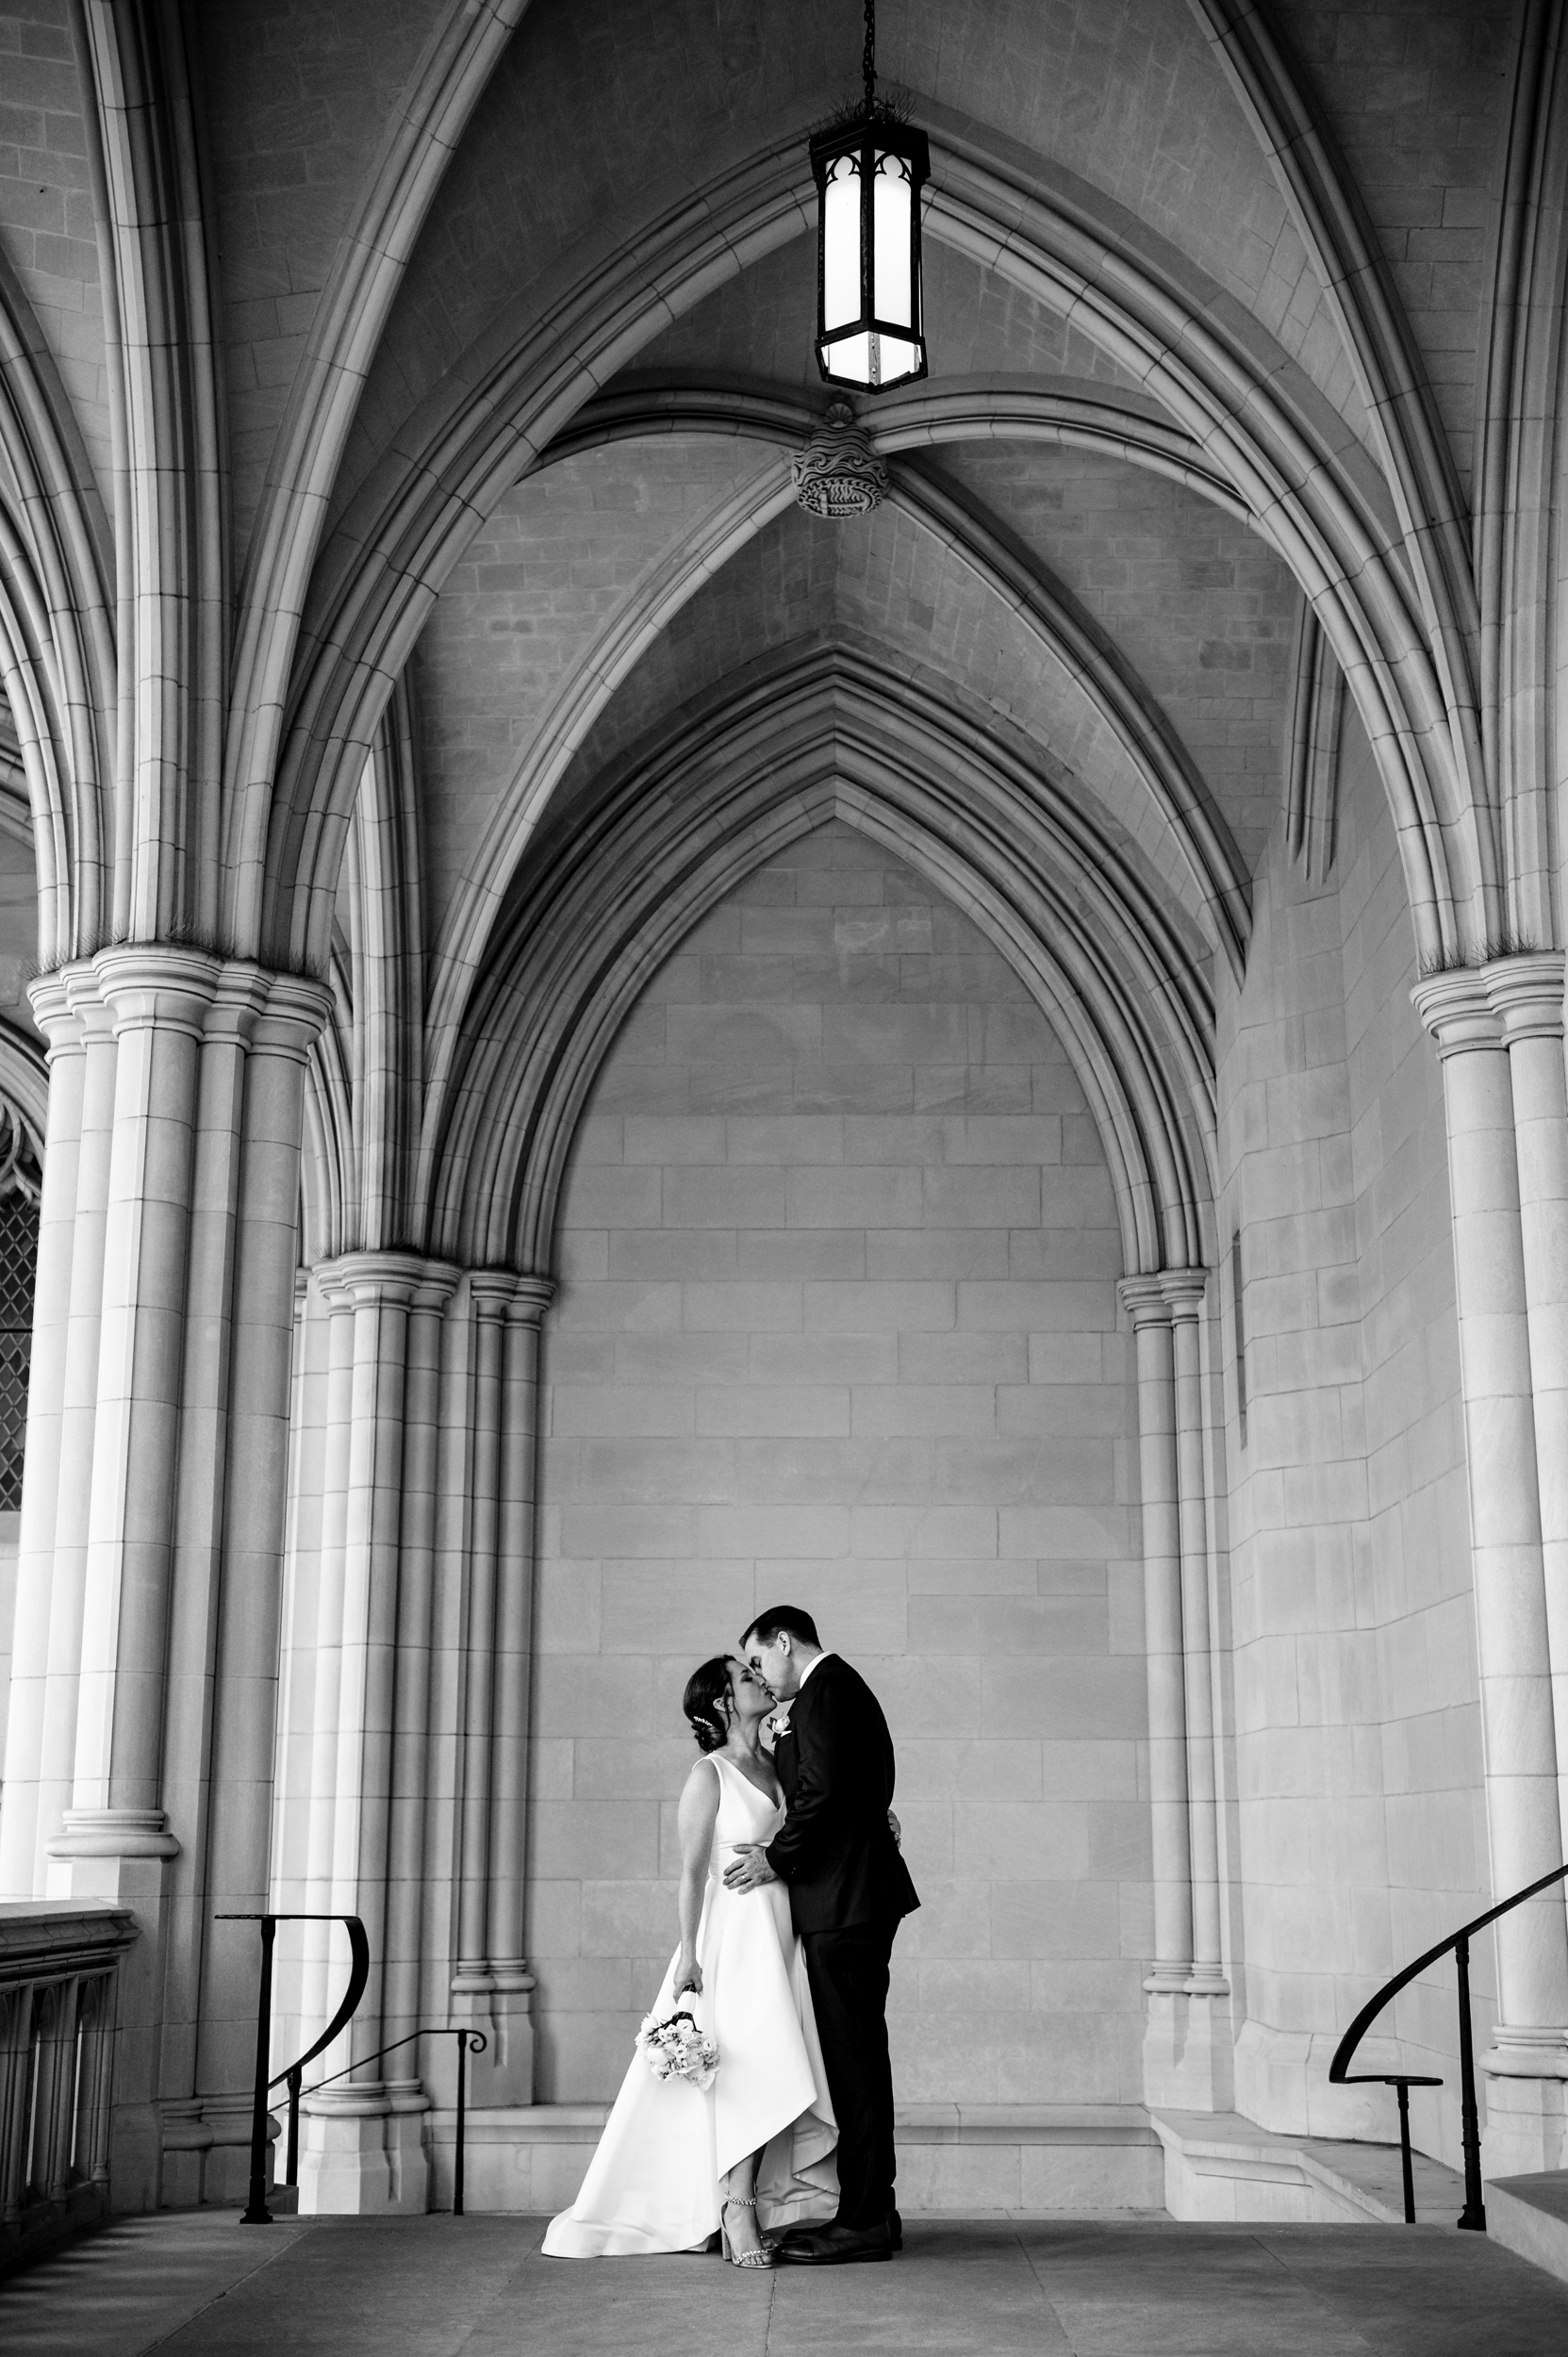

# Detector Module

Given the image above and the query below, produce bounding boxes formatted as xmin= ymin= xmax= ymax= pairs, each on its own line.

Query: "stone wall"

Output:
xmin=529 ymin=818 xmax=1148 ymax=2116
xmin=1215 ymin=704 xmax=1481 ymax=2166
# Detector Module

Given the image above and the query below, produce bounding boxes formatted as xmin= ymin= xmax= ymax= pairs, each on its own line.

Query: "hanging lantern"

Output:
xmin=808 ymin=3 xmax=929 ymax=394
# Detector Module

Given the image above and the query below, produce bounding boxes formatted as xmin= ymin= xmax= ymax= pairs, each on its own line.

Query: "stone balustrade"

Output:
xmin=0 ymin=1901 xmax=135 ymax=2275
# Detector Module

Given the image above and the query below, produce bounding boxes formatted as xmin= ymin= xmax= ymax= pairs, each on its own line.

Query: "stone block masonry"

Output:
xmin=531 ymin=819 xmax=1149 ymax=2114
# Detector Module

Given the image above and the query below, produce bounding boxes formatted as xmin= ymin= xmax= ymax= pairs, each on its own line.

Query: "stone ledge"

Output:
xmin=421 ymin=2103 xmax=1165 ymax=2215
xmin=896 ymin=2103 xmax=1157 ymax=2146
xmin=432 ymin=2102 xmax=1156 ymax=2142
xmin=1488 ymin=2173 xmax=1568 ymax=2288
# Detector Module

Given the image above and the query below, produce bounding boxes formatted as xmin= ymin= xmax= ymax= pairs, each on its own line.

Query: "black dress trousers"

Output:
xmin=764 ymin=1656 xmax=918 ymax=2232
xmin=801 ymin=1917 xmax=899 ymax=2229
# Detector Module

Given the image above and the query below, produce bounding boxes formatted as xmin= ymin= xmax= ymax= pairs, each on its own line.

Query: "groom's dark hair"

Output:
xmin=742 ymin=1605 xmax=820 ymax=1651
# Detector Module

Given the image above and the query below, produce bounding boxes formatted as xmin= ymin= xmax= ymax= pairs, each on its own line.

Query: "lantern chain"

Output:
xmin=863 ymin=0 xmax=875 ymax=112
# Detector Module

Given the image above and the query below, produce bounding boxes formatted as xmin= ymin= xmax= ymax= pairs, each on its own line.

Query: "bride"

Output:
xmin=541 ymin=1653 xmax=837 ymax=2264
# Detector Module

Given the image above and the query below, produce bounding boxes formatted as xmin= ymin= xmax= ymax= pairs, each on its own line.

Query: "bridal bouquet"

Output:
xmin=635 ymin=2003 xmax=718 ymax=2091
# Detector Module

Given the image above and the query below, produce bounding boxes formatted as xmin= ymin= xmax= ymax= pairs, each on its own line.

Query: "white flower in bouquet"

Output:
xmin=635 ymin=2003 xmax=718 ymax=2092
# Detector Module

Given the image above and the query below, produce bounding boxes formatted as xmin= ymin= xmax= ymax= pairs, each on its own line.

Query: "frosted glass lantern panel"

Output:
xmin=873 ymin=152 xmax=913 ymax=327
xmin=824 ymin=330 xmax=874 ymax=382
xmin=822 ymin=155 xmax=862 ymax=331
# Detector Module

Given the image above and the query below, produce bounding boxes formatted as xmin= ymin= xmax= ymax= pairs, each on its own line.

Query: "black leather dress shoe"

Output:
xmin=773 ymin=2218 xmax=893 ymax=2265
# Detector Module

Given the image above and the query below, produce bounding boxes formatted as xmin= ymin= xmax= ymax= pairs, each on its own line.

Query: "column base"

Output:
xmin=1142 ymin=1987 xmax=1234 ymax=2112
xmin=450 ymin=1969 xmax=536 ymax=2106
xmin=297 ymin=2085 xmax=428 ymax=2216
xmin=195 ymin=2094 xmax=279 ymax=2208
xmin=1482 ymin=2037 xmax=1568 ymax=2179
xmin=157 ymin=2101 xmax=214 ymax=2209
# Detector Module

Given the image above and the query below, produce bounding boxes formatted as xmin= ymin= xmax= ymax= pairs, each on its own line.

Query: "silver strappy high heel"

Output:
xmin=721 ymin=2195 xmax=772 ymax=2268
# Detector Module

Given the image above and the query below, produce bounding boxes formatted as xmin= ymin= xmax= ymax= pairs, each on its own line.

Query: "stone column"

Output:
xmin=480 ymin=1278 xmax=554 ymax=2104
xmin=0 ymin=973 xmax=89 ymax=1898
xmin=1488 ymin=958 xmax=1568 ymax=1842
xmin=265 ymin=1267 xmax=329 ymax=2080
xmin=1414 ymin=970 xmax=1568 ymax=2175
xmin=193 ymin=975 xmax=331 ymax=2199
xmin=1123 ymin=1268 xmax=1231 ymax=2110
xmin=1480 ymin=954 xmax=1568 ymax=2168
xmin=283 ymin=1268 xmax=356 ymax=2103
xmin=451 ymin=1277 xmax=511 ymax=2053
xmin=60 ymin=948 xmax=217 ymax=1833
xmin=157 ymin=965 xmax=272 ymax=2156
xmin=382 ymin=1266 xmax=460 ymax=2155
xmin=1123 ymin=1276 xmax=1201 ymax=2108
xmin=1164 ymin=1271 xmax=1228 ymax=2002
xmin=1121 ymin=1278 xmax=1192 ymax=1991
xmin=42 ymin=947 xmax=217 ymax=2206
xmin=296 ymin=1248 xmax=426 ymax=2217
xmin=36 ymin=976 xmax=120 ymax=1873
xmin=418 ymin=1281 xmax=479 ymax=2070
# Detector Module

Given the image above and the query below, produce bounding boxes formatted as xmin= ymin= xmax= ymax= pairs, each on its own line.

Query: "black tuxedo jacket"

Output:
xmin=763 ymin=1655 xmax=920 ymax=1935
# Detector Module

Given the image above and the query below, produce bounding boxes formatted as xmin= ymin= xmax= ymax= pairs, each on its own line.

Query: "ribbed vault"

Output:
xmin=417 ymin=650 xmax=1216 ymax=1283
xmin=413 ymin=399 xmax=1256 ymax=1080
xmin=247 ymin=125 xmax=1494 ymax=983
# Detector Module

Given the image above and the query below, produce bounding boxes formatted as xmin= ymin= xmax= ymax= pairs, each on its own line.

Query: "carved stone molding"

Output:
xmin=792 ymin=402 xmax=888 ymax=519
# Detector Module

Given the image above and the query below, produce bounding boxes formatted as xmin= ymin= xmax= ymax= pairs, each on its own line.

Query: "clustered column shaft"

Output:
xmin=1414 ymin=964 xmax=1568 ymax=2120
xmin=0 ymin=947 xmax=330 ymax=2209
xmin=274 ymin=1263 xmax=554 ymax=2206
xmin=1122 ymin=1266 xmax=1231 ymax=2107
xmin=1121 ymin=1278 xmax=1192 ymax=1990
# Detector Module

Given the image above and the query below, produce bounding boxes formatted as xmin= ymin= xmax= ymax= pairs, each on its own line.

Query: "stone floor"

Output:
xmin=5 ymin=2209 xmax=1568 ymax=2356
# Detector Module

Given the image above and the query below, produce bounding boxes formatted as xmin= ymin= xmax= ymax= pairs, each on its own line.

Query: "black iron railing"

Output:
xmin=218 ymin=1914 xmax=487 ymax=2218
xmin=217 ymin=1912 xmax=371 ymax=2223
xmin=288 ymin=2028 xmax=488 ymax=2216
xmin=1329 ymin=1859 xmax=1568 ymax=2230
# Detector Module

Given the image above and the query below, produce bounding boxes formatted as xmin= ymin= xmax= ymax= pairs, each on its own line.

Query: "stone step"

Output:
xmin=1488 ymin=2173 xmax=1568 ymax=2289
xmin=1153 ymin=2108 xmax=1468 ymax=2227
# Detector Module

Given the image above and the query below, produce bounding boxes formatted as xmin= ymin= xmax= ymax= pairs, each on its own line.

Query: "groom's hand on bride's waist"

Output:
xmin=722 ymin=1842 xmax=779 ymax=1891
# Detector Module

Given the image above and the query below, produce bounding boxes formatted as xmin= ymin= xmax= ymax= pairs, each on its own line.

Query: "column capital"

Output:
xmin=469 ymin=1268 xmax=554 ymax=1321
xmin=61 ymin=962 xmax=117 ymax=1046
xmin=506 ymin=1276 xmax=555 ymax=1327
xmin=1411 ymin=967 xmax=1503 ymax=1057
xmin=1120 ymin=1269 xmax=1209 ymax=1322
xmin=247 ymin=969 xmax=333 ymax=1063
xmin=203 ymin=961 xmax=274 ymax=1051
xmin=28 ymin=964 xmax=87 ymax=1053
xmin=1159 ymin=1268 xmax=1210 ymax=1317
xmin=83 ymin=946 xmax=331 ymax=1058
xmin=93 ymin=943 xmax=221 ymax=1039
xmin=1482 ymin=949 xmax=1567 ymax=1047
xmin=1118 ymin=1274 xmax=1173 ymax=1327
xmin=313 ymin=1249 xmax=461 ymax=1310
xmin=469 ymin=1269 xmax=520 ymax=1315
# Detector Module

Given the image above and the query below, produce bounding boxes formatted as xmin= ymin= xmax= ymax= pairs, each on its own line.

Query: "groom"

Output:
xmin=724 ymin=1606 xmax=918 ymax=2264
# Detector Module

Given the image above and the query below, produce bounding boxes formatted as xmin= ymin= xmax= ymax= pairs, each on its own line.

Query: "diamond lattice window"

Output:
xmin=0 ymin=1129 xmax=40 ymax=1512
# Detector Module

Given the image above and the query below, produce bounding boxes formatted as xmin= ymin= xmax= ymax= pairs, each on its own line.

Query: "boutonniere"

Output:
xmin=767 ymin=1711 xmax=793 ymax=1741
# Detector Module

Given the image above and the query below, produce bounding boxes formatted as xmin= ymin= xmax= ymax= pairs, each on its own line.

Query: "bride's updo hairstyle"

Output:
xmin=683 ymin=1656 xmax=733 ymax=1754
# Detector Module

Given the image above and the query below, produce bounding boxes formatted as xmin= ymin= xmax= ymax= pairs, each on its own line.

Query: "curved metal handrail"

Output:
xmin=268 ymin=1920 xmax=371 ymax=2093
xmin=216 ymin=1910 xmax=370 ymax=2226
xmin=1329 ymin=1859 xmax=1568 ymax=2231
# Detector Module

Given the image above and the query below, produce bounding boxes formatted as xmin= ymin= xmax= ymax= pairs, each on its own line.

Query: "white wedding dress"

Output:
xmin=542 ymin=1753 xmax=838 ymax=2255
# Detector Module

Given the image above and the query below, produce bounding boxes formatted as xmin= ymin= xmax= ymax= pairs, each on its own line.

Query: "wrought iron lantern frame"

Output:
xmin=807 ymin=1 xmax=930 ymax=395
